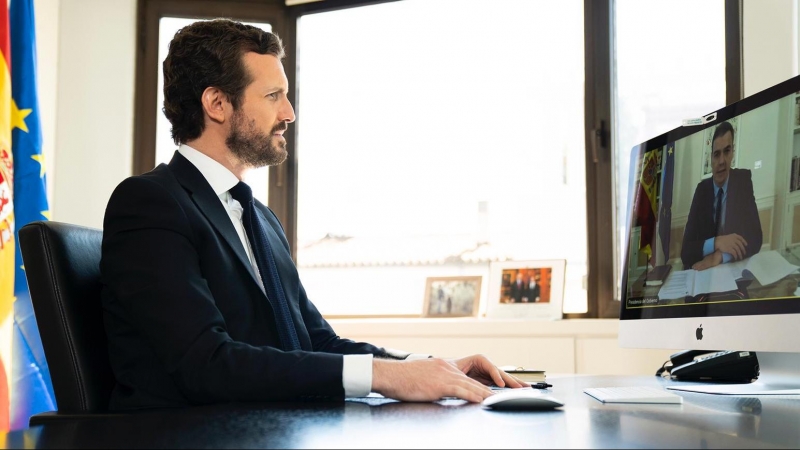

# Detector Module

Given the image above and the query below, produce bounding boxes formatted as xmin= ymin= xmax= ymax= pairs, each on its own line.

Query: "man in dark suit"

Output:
xmin=511 ymin=272 xmax=528 ymax=303
xmin=100 ymin=19 xmax=524 ymax=411
xmin=681 ymin=121 xmax=762 ymax=271
xmin=526 ymin=276 xmax=541 ymax=303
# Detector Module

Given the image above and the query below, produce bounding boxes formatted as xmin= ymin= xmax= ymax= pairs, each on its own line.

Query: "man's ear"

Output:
xmin=200 ymin=87 xmax=228 ymax=124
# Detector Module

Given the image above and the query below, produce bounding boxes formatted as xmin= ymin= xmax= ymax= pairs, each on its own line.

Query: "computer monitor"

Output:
xmin=619 ymin=74 xmax=800 ymax=394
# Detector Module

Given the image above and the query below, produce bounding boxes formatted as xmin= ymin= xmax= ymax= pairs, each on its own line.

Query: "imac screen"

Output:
xmin=622 ymin=77 xmax=800 ymax=321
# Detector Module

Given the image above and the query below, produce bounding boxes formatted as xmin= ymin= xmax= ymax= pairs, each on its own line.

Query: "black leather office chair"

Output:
xmin=19 ymin=221 xmax=118 ymax=425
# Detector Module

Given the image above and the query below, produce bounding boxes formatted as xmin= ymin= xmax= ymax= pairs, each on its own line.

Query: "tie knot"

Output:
xmin=230 ymin=181 xmax=254 ymax=206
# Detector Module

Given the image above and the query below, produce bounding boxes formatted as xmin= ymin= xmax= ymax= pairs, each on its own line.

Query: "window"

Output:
xmin=294 ymin=0 xmax=588 ymax=316
xmin=133 ymin=0 xmax=740 ymax=319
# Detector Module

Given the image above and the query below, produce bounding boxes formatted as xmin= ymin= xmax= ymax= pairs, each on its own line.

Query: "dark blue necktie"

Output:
xmin=230 ymin=181 xmax=301 ymax=351
xmin=714 ymin=188 xmax=724 ymax=236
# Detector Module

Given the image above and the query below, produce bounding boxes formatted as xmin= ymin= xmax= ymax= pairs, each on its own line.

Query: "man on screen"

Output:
xmin=681 ymin=121 xmax=762 ymax=271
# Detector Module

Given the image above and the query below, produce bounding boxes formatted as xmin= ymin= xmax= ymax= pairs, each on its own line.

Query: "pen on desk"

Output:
xmin=490 ymin=381 xmax=552 ymax=390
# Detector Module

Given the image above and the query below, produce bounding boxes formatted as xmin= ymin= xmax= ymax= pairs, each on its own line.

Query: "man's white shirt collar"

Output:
xmin=713 ymin=173 xmax=730 ymax=197
xmin=177 ymin=144 xmax=240 ymax=195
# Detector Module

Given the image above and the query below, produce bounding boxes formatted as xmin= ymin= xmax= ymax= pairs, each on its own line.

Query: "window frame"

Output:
xmin=132 ymin=0 xmax=742 ymax=318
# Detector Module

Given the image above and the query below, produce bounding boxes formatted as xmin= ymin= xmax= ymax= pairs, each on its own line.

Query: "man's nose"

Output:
xmin=281 ymin=98 xmax=296 ymax=123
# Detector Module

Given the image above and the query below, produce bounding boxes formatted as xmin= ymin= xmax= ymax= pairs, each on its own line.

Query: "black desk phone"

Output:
xmin=657 ymin=350 xmax=760 ymax=383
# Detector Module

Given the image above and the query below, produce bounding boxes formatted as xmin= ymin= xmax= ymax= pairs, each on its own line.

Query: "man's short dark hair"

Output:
xmin=162 ymin=19 xmax=285 ymax=145
xmin=712 ymin=121 xmax=735 ymax=145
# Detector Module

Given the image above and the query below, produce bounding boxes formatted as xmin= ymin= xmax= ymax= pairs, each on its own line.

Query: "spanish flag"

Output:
xmin=634 ymin=149 xmax=659 ymax=259
xmin=0 ymin=0 xmax=15 ymax=432
xmin=10 ymin=0 xmax=56 ymax=429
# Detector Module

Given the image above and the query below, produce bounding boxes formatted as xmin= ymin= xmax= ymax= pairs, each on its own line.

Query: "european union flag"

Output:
xmin=10 ymin=0 xmax=56 ymax=429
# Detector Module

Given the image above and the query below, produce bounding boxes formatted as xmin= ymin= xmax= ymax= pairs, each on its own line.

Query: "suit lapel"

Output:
xmin=168 ymin=152 xmax=311 ymax=348
xmin=168 ymin=152 xmax=263 ymax=290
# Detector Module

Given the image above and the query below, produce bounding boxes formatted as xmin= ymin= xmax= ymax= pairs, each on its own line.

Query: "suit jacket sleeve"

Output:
xmin=102 ymin=176 xmax=346 ymax=404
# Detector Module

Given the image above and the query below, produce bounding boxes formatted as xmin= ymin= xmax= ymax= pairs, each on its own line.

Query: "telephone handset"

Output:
xmin=656 ymin=350 xmax=760 ymax=383
xmin=670 ymin=349 xmax=719 ymax=368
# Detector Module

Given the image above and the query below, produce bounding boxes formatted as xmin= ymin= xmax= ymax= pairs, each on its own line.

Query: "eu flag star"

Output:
xmin=11 ymin=99 xmax=32 ymax=133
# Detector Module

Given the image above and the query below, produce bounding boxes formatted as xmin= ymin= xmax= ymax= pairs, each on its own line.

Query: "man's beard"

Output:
xmin=226 ymin=110 xmax=288 ymax=168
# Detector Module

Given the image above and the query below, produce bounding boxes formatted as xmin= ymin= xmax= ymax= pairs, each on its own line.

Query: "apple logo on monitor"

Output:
xmin=696 ymin=324 xmax=703 ymax=340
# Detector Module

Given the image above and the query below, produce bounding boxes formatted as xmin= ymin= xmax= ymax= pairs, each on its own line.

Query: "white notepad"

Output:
xmin=584 ymin=386 xmax=683 ymax=404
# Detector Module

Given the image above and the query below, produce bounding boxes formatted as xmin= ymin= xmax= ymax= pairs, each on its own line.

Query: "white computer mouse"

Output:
xmin=482 ymin=389 xmax=565 ymax=410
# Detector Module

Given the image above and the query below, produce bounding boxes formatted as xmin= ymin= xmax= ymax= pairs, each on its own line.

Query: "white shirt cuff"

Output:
xmin=404 ymin=353 xmax=433 ymax=361
xmin=343 ymin=354 xmax=374 ymax=397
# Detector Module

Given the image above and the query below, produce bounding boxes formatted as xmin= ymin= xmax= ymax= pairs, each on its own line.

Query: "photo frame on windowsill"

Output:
xmin=422 ymin=276 xmax=482 ymax=318
xmin=485 ymin=260 xmax=566 ymax=320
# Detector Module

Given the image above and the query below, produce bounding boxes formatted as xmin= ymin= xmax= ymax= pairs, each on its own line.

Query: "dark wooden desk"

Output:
xmin=3 ymin=375 xmax=799 ymax=448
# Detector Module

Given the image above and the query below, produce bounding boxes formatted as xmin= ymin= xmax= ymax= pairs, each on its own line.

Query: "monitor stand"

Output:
xmin=666 ymin=352 xmax=800 ymax=395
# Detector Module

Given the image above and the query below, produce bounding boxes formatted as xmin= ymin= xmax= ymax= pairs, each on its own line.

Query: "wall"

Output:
xmin=743 ymin=0 xmax=799 ymax=97
xmin=330 ymin=319 xmax=676 ymax=376
xmin=33 ymin=0 xmax=59 ymax=204
xmin=50 ymin=0 xmax=137 ymax=228
xmin=740 ymin=101 xmax=781 ymax=197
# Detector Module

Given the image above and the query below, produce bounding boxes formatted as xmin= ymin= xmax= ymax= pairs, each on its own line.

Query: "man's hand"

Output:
xmin=372 ymin=357 xmax=495 ymax=403
xmin=714 ymin=233 xmax=747 ymax=260
xmin=692 ymin=250 xmax=723 ymax=271
xmin=450 ymin=354 xmax=528 ymax=389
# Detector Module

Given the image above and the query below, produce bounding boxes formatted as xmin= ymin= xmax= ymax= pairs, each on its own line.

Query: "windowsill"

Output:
xmin=328 ymin=317 xmax=620 ymax=338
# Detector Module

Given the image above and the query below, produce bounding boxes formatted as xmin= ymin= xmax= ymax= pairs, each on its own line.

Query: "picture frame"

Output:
xmin=422 ymin=276 xmax=482 ymax=318
xmin=485 ymin=260 xmax=566 ymax=320
xmin=701 ymin=116 xmax=740 ymax=179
